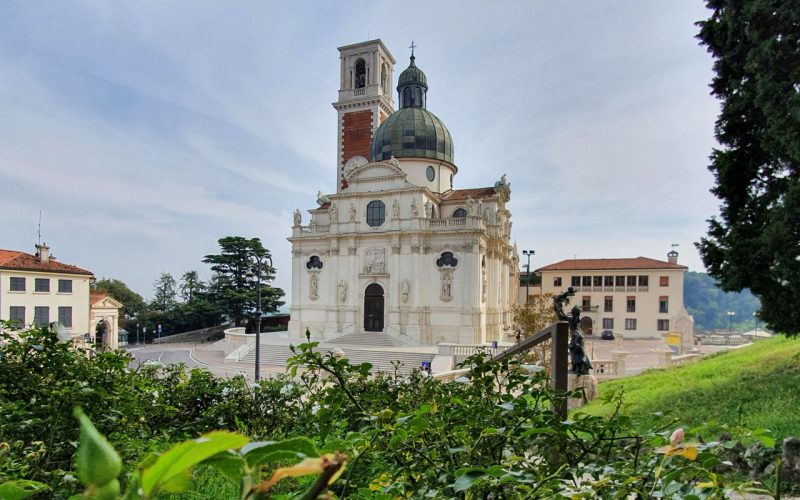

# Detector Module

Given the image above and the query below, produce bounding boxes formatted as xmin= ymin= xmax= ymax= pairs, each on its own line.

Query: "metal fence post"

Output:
xmin=551 ymin=321 xmax=569 ymax=421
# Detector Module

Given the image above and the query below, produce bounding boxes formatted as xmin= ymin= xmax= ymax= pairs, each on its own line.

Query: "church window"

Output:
xmin=306 ymin=255 xmax=323 ymax=270
xmin=426 ymin=165 xmax=435 ymax=181
xmin=452 ymin=208 xmax=467 ymax=218
xmin=354 ymin=58 xmax=366 ymax=89
xmin=403 ymin=88 xmax=412 ymax=107
xmin=366 ymin=200 xmax=385 ymax=227
xmin=436 ymin=252 xmax=459 ymax=268
xmin=381 ymin=63 xmax=388 ymax=90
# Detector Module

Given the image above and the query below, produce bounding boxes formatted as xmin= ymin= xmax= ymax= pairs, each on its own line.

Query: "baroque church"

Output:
xmin=287 ymin=40 xmax=518 ymax=346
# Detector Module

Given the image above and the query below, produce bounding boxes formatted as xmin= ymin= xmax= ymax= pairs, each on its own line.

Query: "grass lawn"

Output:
xmin=578 ymin=336 xmax=800 ymax=440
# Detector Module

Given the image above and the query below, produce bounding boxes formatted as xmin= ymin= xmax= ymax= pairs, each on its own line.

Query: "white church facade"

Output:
xmin=287 ymin=40 xmax=518 ymax=346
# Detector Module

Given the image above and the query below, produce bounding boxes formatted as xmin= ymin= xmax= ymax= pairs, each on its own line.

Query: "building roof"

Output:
xmin=90 ymin=292 xmax=123 ymax=308
xmin=0 ymin=248 xmax=93 ymax=276
xmin=536 ymin=257 xmax=687 ymax=272
xmin=438 ymin=187 xmax=497 ymax=202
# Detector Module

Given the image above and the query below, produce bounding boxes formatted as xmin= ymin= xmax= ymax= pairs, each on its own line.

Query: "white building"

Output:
xmin=0 ymin=244 xmax=93 ymax=340
xmin=287 ymin=40 xmax=518 ymax=346
xmin=533 ymin=251 xmax=692 ymax=339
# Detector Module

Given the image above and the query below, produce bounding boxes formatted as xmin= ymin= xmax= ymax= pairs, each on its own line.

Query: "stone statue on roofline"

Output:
xmin=316 ymin=191 xmax=330 ymax=206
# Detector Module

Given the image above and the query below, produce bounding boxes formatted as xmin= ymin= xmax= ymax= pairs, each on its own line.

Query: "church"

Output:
xmin=287 ymin=40 xmax=518 ymax=346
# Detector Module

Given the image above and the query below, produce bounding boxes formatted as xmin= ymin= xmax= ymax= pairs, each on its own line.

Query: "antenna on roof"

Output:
xmin=37 ymin=210 xmax=42 ymax=246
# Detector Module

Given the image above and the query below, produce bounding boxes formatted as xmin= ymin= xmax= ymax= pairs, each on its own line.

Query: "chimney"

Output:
xmin=667 ymin=250 xmax=678 ymax=264
xmin=36 ymin=243 xmax=51 ymax=263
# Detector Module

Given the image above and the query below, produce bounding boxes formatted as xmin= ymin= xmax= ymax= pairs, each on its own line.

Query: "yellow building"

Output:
xmin=0 ymin=244 xmax=94 ymax=341
xmin=532 ymin=251 xmax=690 ymax=339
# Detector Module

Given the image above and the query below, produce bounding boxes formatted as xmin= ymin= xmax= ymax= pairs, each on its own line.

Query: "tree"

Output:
xmin=180 ymin=271 xmax=204 ymax=302
xmin=152 ymin=273 xmax=178 ymax=311
xmin=93 ymin=278 xmax=147 ymax=331
xmin=203 ymin=237 xmax=285 ymax=327
xmin=696 ymin=1 xmax=800 ymax=336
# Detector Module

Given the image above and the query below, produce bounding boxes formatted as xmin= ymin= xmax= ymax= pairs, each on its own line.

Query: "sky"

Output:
xmin=0 ymin=1 xmax=721 ymax=302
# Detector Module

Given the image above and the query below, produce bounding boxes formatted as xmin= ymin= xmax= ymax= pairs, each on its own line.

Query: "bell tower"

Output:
xmin=333 ymin=39 xmax=396 ymax=191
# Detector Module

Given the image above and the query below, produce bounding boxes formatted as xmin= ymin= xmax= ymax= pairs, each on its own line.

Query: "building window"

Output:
xmin=604 ymin=276 xmax=614 ymax=287
xmin=452 ymin=208 xmax=467 ymax=218
xmin=306 ymin=256 xmax=323 ymax=270
xmin=660 ymin=276 xmax=669 ymax=286
xmin=659 ymin=296 xmax=669 ymax=313
xmin=354 ymin=58 xmax=366 ymax=88
xmin=582 ymin=296 xmax=591 ymax=309
xmin=592 ymin=276 xmax=602 ymax=287
xmin=366 ymin=200 xmax=385 ymax=227
xmin=657 ymin=319 xmax=670 ymax=331
xmin=604 ymin=296 xmax=613 ymax=312
xmin=436 ymin=252 xmax=459 ymax=267
xmin=625 ymin=318 xmax=637 ymax=330
xmin=9 ymin=306 xmax=25 ymax=327
xmin=602 ymin=318 xmax=614 ymax=329
xmin=626 ymin=275 xmax=637 ymax=287
xmin=638 ymin=275 xmax=649 ymax=287
xmin=58 ymin=306 xmax=73 ymax=328
xmin=626 ymin=296 xmax=636 ymax=313
xmin=553 ymin=277 xmax=562 ymax=287
xmin=615 ymin=275 xmax=625 ymax=287
xmin=426 ymin=165 xmax=435 ymax=181
xmin=35 ymin=278 xmax=50 ymax=293
xmin=33 ymin=306 xmax=49 ymax=326
xmin=582 ymin=276 xmax=591 ymax=287
xmin=571 ymin=276 xmax=581 ymax=287
xmin=58 ymin=279 xmax=73 ymax=293
xmin=9 ymin=277 xmax=25 ymax=292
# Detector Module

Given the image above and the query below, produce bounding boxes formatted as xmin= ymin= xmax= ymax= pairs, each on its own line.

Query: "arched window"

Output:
xmin=436 ymin=252 xmax=459 ymax=268
xmin=452 ymin=208 xmax=468 ymax=218
xmin=381 ymin=63 xmax=388 ymax=90
xmin=403 ymin=88 xmax=412 ymax=107
xmin=306 ymin=255 xmax=323 ymax=270
xmin=354 ymin=58 xmax=366 ymax=89
xmin=366 ymin=200 xmax=385 ymax=227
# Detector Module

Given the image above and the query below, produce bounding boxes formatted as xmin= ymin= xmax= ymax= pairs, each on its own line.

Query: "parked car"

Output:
xmin=600 ymin=330 xmax=615 ymax=340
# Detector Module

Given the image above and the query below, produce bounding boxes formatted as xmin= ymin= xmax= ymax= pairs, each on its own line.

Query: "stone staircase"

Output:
xmin=324 ymin=332 xmax=404 ymax=347
xmin=241 ymin=343 xmax=434 ymax=375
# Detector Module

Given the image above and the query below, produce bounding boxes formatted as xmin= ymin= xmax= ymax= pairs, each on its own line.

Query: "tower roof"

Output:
xmin=397 ymin=55 xmax=428 ymax=89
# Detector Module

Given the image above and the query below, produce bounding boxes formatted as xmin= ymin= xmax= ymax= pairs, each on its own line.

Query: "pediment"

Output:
xmin=344 ymin=161 xmax=414 ymax=193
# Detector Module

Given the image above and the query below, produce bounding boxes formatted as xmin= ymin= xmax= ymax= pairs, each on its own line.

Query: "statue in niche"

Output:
xmin=329 ymin=203 xmax=337 ymax=222
xmin=338 ymin=280 xmax=347 ymax=303
xmin=349 ymin=203 xmax=357 ymax=221
xmin=484 ymin=207 xmax=491 ymax=221
xmin=364 ymin=248 xmax=386 ymax=274
xmin=478 ymin=200 xmax=484 ymax=218
xmin=424 ymin=200 xmax=432 ymax=218
xmin=441 ymin=270 xmax=453 ymax=301
xmin=309 ymin=273 xmax=319 ymax=301
xmin=392 ymin=199 xmax=400 ymax=218
xmin=410 ymin=198 xmax=419 ymax=217
xmin=400 ymin=279 xmax=410 ymax=303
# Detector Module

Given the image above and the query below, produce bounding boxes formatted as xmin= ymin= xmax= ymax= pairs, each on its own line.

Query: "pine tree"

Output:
xmin=696 ymin=0 xmax=800 ymax=335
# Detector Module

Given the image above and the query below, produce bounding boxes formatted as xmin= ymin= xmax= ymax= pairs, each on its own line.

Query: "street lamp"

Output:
xmin=249 ymin=253 xmax=273 ymax=382
xmin=136 ymin=323 xmax=140 ymax=346
xmin=726 ymin=311 xmax=736 ymax=335
xmin=753 ymin=311 xmax=759 ymax=336
xmin=522 ymin=249 xmax=535 ymax=304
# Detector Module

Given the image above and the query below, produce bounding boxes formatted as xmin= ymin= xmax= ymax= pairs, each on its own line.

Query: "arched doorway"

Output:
xmin=95 ymin=319 xmax=108 ymax=345
xmin=580 ymin=316 xmax=593 ymax=336
xmin=364 ymin=283 xmax=384 ymax=332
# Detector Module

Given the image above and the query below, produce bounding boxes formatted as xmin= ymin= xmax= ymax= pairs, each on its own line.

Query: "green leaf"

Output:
xmin=242 ymin=437 xmax=319 ymax=467
xmin=452 ymin=470 xmax=484 ymax=492
xmin=0 ymin=480 xmax=50 ymax=500
xmin=73 ymin=408 xmax=122 ymax=487
xmin=140 ymin=431 xmax=249 ymax=496
xmin=204 ymin=452 xmax=245 ymax=484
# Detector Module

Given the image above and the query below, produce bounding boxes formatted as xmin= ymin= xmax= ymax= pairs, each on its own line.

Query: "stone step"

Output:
xmin=242 ymin=345 xmax=434 ymax=375
xmin=325 ymin=332 xmax=403 ymax=346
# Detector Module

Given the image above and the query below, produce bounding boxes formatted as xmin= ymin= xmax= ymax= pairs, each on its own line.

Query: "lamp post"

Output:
xmin=249 ymin=253 xmax=273 ymax=382
xmin=522 ymin=249 xmax=534 ymax=304
xmin=726 ymin=311 xmax=736 ymax=335
xmin=136 ymin=323 xmax=140 ymax=346
xmin=753 ymin=311 xmax=759 ymax=336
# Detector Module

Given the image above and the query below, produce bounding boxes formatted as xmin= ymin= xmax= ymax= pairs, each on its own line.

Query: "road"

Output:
xmin=128 ymin=347 xmax=252 ymax=380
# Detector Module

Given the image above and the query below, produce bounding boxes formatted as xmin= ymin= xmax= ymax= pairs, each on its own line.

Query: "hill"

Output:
xmin=684 ymin=271 xmax=761 ymax=331
xmin=580 ymin=336 xmax=800 ymax=440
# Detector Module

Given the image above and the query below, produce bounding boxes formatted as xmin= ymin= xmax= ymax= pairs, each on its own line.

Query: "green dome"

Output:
xmin=370 ymin=107 xmax=454 ymax=163
xmin=397 ymin=55 xmax=427 ymax=89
